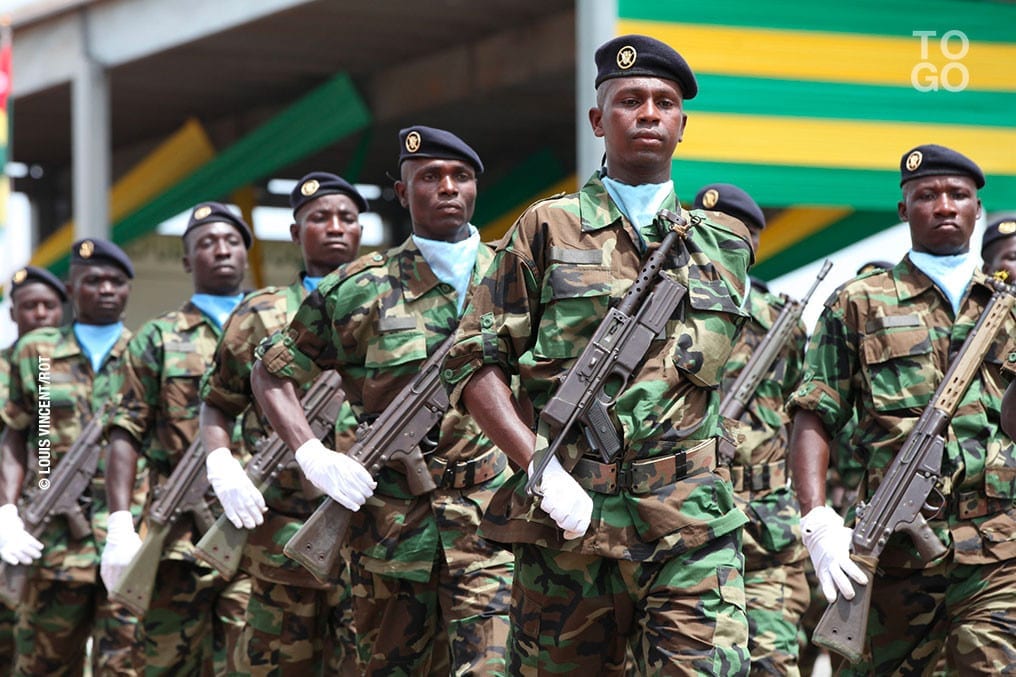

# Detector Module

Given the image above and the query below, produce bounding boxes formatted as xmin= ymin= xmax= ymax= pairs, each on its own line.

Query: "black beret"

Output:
xmin=856 ymin=260 xmax=894 ymax=275
xmin=183 ymin=201 xmax=252 ymax=249
xmin=594 ymin=34 xmax=698 ymax=100
xmin=398 ymin=125 xmax=484 ymax=175
xmin=71 ymin=238 xmax=134 ymax=279
xmin=9 ymin=265 xmax=67 ymax=302
xmin=900 ymin=144 xmax=984 ymax=188
xmin=693 ymin=183 xmax=765 ymax=231
xmin=290 ymin=172 xmax=368 ymax=217
xmin=981 ymin=217 xmax=1016 ymax=253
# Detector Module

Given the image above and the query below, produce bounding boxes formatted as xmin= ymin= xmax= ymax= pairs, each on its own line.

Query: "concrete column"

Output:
xmin=72 ymin=11 xmax=110 ymax=240
xmin=575 ymin=0 xmax=616 ymax=178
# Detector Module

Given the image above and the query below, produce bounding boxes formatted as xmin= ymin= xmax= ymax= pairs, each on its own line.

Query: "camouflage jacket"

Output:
xmin=0 ymin=344 xmax=12 ymax=434
xmin=720 ymin=284 xmax=807 ymax=568
xmin=200 ymin=277 xmax=355 ymax=587
xmin=1 ymin=324 xmax=139 ymax=582
xmin=441 ymin=172 xmax=752 ymax=562
xmin=260 ymin=238 xmax=512 ymax=583
xmin=108 ymin=301 xmax=227 ymax=562
xmin=788 ymin=256 xmax=1016 ymax=568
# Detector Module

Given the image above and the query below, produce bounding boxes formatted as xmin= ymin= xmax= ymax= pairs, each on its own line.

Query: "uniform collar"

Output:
xmin=578 ymin=172 xmax=679 ymax=250
xmin=56 ymin=323 xmax=130 ymax=364
xmin=176 ymin=300 xmax=223 ymax=334
xmin=896 ymin=254 xmax=991 ymax=303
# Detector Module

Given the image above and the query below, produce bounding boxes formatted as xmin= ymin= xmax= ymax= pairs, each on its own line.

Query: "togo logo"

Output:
xmin=905 ymin=150 xmax=923 ymax=172
xmin=405 ymin=131 xmax=422 ymax=153
xmin=193 ymin=205 xmax=212 ymax=220
xmin=12 ymin=269 xmax=26 ymax=284
xmin=702 ymin=189 xmax=720 ymax=209
xmin=79 ymin=240 xmax=94 ymax=258
xmin=300 ymin=179 xmax=320 ymax=197
xmin=1001 ymin=221 xmax=1016 ymax=235
xmin=616 ymin=45 xmax=637 ymax=70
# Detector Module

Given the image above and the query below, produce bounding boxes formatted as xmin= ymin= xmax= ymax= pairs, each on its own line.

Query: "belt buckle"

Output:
xmin=750 ymin=465 xmax=766 ymax=492
xmin=615 ymin=464 xmax=632 ymax=494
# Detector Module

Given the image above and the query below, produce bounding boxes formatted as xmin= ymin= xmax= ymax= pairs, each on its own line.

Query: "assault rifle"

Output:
xmin=282 ymin=337 xmax=451 ymax=583
xmin=192 ymin=370 xmax=345 ymax=581
xmin=717 ymin=260 xmax=832 ymax=464
xmin=813 ymin=278 xmax=1016 ymax=663
xmin=0 ymin=402 xmax=111 ymax=606
xmin=525 ymin=209 xmax=692 ymax=494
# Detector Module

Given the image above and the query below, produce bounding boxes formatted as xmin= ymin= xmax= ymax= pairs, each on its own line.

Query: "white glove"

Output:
xmin=206 ymin=447 xmax=266 ymax=529
xmin=0 ymin=503 xmax=43 ymax=566
xmin=529 ymin=455 xmax=593 ymax=539
xmin=295 ymin=439 xmax=376 ymax=512
xmin=801 ymin=505 xmax=869 ymax=603
xmin=100 ymin=510 xmax=142 ymax=591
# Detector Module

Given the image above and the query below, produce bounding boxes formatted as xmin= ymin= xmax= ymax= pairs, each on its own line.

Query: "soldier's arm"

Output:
xmin=0 ymin=426 xmax=28 ymax=504
xmin=199 ymin=401 xmax=236 ymax=455
xmin=462 ymin=365 xmax=534 ymax=470
xmin=789 ymin=410 xmax=832 ymax=514
xmin=249 ymin=360 xmax=314 ymax=451
xmin=105 ymin=429 xmax=140 ymax=513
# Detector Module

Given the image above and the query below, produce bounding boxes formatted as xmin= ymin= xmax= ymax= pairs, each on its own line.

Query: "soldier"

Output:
xmin=101 ymin=203 xmax=253 ymax=674
xmin=0 ymin=265 xmax=67 ymax=674
xmin=0 ymin=239 xmax=141 ymax=675
xmin=252 ymin=125 xmax=513 ymax=675
xmin=441 ymin=35 xmax=753 ymax=674
xmin=788 ymin=144 xmax=1016 ymax=674
xmin=980 ymin=217 xmax=1016 ymax=280
xmin=694 ymin=183 xmax=811 ymax=676
xmin=198 ymin=173 xmax=364 ymax=675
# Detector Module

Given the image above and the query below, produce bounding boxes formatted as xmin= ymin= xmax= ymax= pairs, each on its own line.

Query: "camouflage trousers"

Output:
xmin=0 ymin=602 xmax=13 ymax=677
xmin=507 ymin=531 xmax=750 ymax=676
xmin=241 ymin=572 xmax=358 ymax=677
xmin=14 ymin=577 xmax=140 ymax=676
xmin=141 ymin=559 xmax=251 ymax=675
xmin=744 ymin=559 xmax=810 ymax=677
xmin=840 ymin=556 xmax=1016 ymax=675
xmin=349 ymin=550 xmax=512 ymax=676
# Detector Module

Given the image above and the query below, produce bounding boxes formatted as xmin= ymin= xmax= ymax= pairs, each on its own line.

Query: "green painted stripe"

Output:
xmin=693 ymin=74 xmax=1016 ymax=128
xmin=673 ymin=160 xmax=1016 ymax=211
xmin=752 ymin=210 xmax=899 ymax=280
xmin=619 ymin=0 xmax=1016 ymax=41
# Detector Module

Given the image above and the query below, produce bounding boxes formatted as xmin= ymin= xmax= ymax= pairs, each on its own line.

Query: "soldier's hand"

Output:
xmin=0 ymin=503 xmax=44 ymax=566
xmin=100 ymin=510 xmax=142 ymax=591
xmin=529 ymin=455 xmax=592 ymax=539
xmin=800 ymin=505 xmax=868 ymax=603
xmin=295 ymin=438 xmax=376 ymax=512
xmin=205 ymin=447 xmax=267 ymax=529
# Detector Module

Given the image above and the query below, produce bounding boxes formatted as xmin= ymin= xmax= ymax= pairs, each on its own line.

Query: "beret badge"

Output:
xmin=616 ymin=45 xmax=637 ymax=70
xmin=300 ymin=179 xmax=320 ymax=197
xmin=905 ymin=150 xmax=923 ymax=172
xmin=1000 ymin=221 xmax=1016 ymax=235
xmin=702 ymin=189 xmax=719 ymax=209
xmin=12 ymin=269 xmax=26 ymax=284
xmin=193 ymin=205 xmax=212 ymax=220
xmin=79 ymin=240 xmax=94 ymax=258
xmin=405 ymin=131 xmax=422 ymax=153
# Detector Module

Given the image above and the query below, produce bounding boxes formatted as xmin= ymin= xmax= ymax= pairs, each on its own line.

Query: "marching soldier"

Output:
xmin=980 ymin=216 xmax=1016 ymax=280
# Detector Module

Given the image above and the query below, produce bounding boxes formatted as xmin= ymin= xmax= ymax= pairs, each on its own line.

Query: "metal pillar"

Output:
xmin=575 ymin=0 xmax=616 ymax=178
xmin=72 ymin=11 xmax=110 ymax=241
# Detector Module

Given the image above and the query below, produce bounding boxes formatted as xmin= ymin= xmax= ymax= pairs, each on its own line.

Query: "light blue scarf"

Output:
xmin=602 ymin=176 xmax=673 ymax=251
xmin=412 ymin=225 xmax=480 ymax=314
xmin=74 ymin=322 xmax=124 ymax=372
xmin=190 ymin=293 xmax=245 ymax=329
xmin=302 ymin=276 xmax=324 ymax=293
xmin=909 ymin=250 xmax=975 ymax=315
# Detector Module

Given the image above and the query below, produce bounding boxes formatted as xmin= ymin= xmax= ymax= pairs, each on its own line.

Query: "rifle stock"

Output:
xmin=283 ymin=339 xmax=453 ymax=584
xmin=812 ymin=280 xmax=1016 ymax=662
xmin=0 ymin=402 xmax=111 ymax=607
xmin=111 ymin=522 xmax=170 ymax=616
xmin=193 ymin=370 xmax=345 ymax=580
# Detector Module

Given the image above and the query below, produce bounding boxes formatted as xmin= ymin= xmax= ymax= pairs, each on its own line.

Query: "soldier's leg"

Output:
xmin=743 ymin=559 xmax=809 ymax=677
xmin=942 ymin=558 xmax=1016 ymax=673
xmin=92 ymin=588 xmax=141 ymax=675
xmin=14 ymin=578 xmax=96 ymax=676
xmin=324 ymin=559 xmax=359 ymax=677
xmin=628 ymin=530 xmax=750 ymax=677
xmin=242 ymin=576 xmax=326 ymax=676
xmin=0 ymin=603 xmax=15 ymax=677
xmin=436 ymin=546 xmax=512 ymax=674
xmin=212 ymin=569 xmax=251 ymax=676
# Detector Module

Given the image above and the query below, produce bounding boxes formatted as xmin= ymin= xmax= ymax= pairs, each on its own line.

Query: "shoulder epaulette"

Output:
xmin=341 ymin=250 xmax=388 ymax=278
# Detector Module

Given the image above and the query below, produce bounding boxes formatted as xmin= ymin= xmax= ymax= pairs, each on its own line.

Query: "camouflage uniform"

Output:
xmin=441 ymin=173 xmax=753 ymax=675
xmin=787 ymin=257 xmax=1016 ymax=674
xmin=1 ymin=325 xmax=142 ymax=676
xmin=108 ymin=301 xmax=251 ymax=675
xmin=200 ymin=278 xmax=359 ymax=676
xmin=0 ymin=345 xmax=16 ymax=675
xmin=719 ymin=283 xmax=810 ymax=676
xmin=259 ymin=239 xmax=513 ymax=676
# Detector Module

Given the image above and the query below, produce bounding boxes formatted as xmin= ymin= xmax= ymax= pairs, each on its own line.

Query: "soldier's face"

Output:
xmin=291 ymin=193 xmax=362 ymax=277
xmin=183 ymin=222 xmax=248 ymax=295
xmin=69 ymin=263 xmax=130 ymax=325
xmin=983 ymin=238 xmax=1016 ymax=281
xmin=396 ymin=158 xmax=477 ymax=242
xmin=589 ymin=77 xmax=686 ymax=185
xmin=899 ymin=175 xmax=981 ymax=255
xmin=10 ymin=283 xmax=63 ymax=336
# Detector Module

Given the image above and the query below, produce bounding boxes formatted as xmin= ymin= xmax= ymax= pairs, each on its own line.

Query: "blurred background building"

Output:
xmin=0 ymin=0 xmax=1014 ymax=344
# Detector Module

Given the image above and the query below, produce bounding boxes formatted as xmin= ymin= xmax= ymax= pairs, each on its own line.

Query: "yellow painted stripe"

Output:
xmin=479 ymin=175 xmax=579 ymax=243
xmin=678 ymin=113 xmax=1016 ymax=174
xmin=31 ymin=119 xmax=215 ymax=269
xmin=619 ymin=19 xmax=1016 ymax=91
xmin=756 ymin=207 xmax=852 ymax=263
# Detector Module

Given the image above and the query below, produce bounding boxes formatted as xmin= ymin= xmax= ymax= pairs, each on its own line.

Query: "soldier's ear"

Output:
xmin=181 ymin=253 xmax=193 ymax=274
xmin=290 ymin=222 xmax=301 ymax=245
xmin=394 ymin=180 xmax=409 ymax=209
